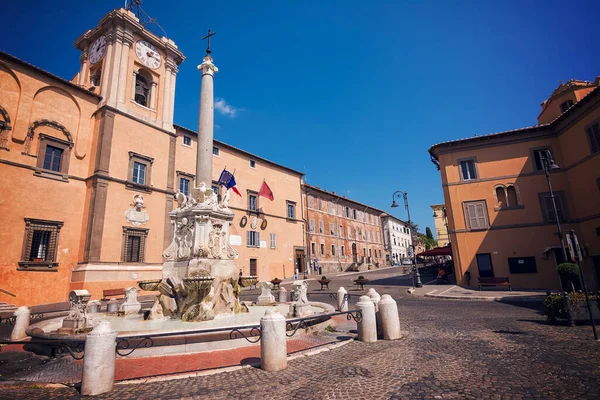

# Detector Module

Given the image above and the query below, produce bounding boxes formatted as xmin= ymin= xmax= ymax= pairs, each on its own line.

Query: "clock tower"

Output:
xmin=74 ymin=8 xmax=184 ymax=131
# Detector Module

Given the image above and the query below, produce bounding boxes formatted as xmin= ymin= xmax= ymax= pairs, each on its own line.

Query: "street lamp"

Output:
xmin=541 ymin=150 xmax=568 ymax=263
xmin=391 ymin=191 xmax=422 ymax=288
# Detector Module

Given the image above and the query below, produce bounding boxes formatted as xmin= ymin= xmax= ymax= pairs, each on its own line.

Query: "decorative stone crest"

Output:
xmin=125 ymin=194 xmax=149 ymax=226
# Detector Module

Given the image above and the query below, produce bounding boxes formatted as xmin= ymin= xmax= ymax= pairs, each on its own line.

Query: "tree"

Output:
xmin=409 ymin=222 xmax=420 ymax=234
xmin=425 ymin=227 xmax=434 ymax=240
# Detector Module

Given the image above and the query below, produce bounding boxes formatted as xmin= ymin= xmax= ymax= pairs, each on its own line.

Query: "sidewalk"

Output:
xmin=281 ymin=265 xmax=407 ymax=284
xmin=411 ymin=283 xmax=548 ymax=302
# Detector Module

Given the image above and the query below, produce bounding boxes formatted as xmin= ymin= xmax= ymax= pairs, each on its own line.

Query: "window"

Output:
xmin=367 ymin=231 xmax=371 ymax=241
xmin=308 ymin=196 xmax=314 ymax=208
xmin=133 ymin=162 xmax=146 ymax=185
xmin=183 ymin=135 xmax=192 ymax=146
xmin=463 ymin=200 xmax=489 ymax=230
xmin=331 ymin=245 xmax=336 ymax=256
xmin=318 ymin=198 xmax=322 ymax=210
xmin=19 ymin=218 xmax=63 ymax=271
xmin=134 ymin=71 xmax=150 ymax=107
xmin=532 ymin=149 xmax=552 ymax=171
xmin=355 ymin=228 xmax=359 ymax=239
xmin=247 ymin=231 xmax=260 ymax=247
xmin=179 ymin=177 xmax=190 ymax=196
xmin=329 ymin=223 xmax=335 ymax=235
xmin=459 ymin=159 xmax=477 ymax=181
xmin=495 ymin=186 xmax=506 ymax=208
xmin=121 ymin=227 xmax=148 ymax=263
xmin=338 ymin=204 xmax=342 ymax=215
xmin=379 ymin=250 xmax=382 ymax=258
xmin=560 ymin=100 xmax=574 ymax=113
xmin=270 ymin=233 xmax=276 ymax=249
xmin=249 ymin=193 xmax=258 ymax=211
xmin=508 ymin=257 xmax=537 ymax=273
xmin=320 ymin=243 xmax=325 ymax=255
xmin=347 ymin=226 xmax=352 ymax=238
xmin=287 ymin=201 xmax=296 ymax=219
xmin=249 ymin=159 xmax=256 ymax=168
xmin=339 ymin=225 xmax=343 ymax=237
xmin=310 ymin=219 xmax=315 ymax=232
xmin=128 ymin=152 xmax=153 ymax=190
xmin=586 ymin=120 xmax=600 ymax=153
xmin=319 ymin=220 xmax=324 ymax=234
xmin=539 ymin=191 xmax=567 ymax=223
xmin=43 ymin=145 xmax=63 ymax=172
xmin=353 ymin=209 xmax=357 ymax=219
xmin=328 ymin=202 xmax=333 ymax=213
xmin=250 ymin=259 xmax=257 ymax=276
xmin=345 ymin=207 xmax=350 ymax=218
xmin=213 ymin=146 xmax=220 ymax=156
xmin=341 ymin=246 xmax=345 ymax=256
xmin=506 ymin=186 xmax=518 ymax=207
xmin=311 ymin=242 xmax=316 ymax=254
xmin=369 ymin=249 xmax=372 ymax=257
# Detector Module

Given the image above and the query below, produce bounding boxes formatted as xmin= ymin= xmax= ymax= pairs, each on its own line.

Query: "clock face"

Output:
xmin=135 ymin=40 xmax=162 ymax=69
xmin=89 ymin=35 xmax=107 ymax=64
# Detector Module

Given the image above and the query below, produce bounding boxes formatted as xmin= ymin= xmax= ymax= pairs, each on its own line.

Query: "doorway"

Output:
xmin=295 ymin=249 xmax=305 ymax=273
xmin=476 ymin=253 xmax=494 ymax=278
xmin=250 ymin=258 xmax=257 ymax=276
xmin=352 ymin=243 xmax=357 ymax=263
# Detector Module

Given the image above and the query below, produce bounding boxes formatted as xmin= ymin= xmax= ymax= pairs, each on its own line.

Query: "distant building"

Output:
xmin=381 ymin=214 xmax=412 ymax=265
xmin=430 ymin=204 xmax=449 ymax=247
xmin=429 ymin=77 xmax=600 ymax=290
xmin=302 ymin=184 xmax=385 ymax=274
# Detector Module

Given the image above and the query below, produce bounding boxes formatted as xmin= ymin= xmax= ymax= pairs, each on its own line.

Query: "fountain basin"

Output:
xmin=27 ymin=302 xmax=335 ymax=358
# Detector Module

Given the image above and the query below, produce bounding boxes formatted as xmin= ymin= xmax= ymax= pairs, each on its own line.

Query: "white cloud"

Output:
xmin=215 ymin=98 xmax=243 ymax=118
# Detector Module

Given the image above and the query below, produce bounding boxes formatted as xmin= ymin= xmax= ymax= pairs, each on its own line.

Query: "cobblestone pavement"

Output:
xmin=3 ymin=292 xmax=600 ymax=399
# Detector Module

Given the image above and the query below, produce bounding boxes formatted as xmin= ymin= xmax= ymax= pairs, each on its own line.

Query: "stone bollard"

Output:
xmin=260 ymin=309 xmax=287 ymax=372
xmin=356 ymin=295 xmax=377 ymax=343
xmin=81 ymin=321 xmax=118 ymax=396
xmin=88 ymin=300 xmax=101 ymax=314
xmin=337 ymin=287 xmax=348 ymax=312
xmin=378 ymin=295 xmax=401 ymax=340
xmin=107 ymin=298 xmax=119 ymax=313
xmin=10 ymin=306 xmax=30 ymax=341
xmin=368 ymin=289 xmax=382 ymax=338
xmin=278 ymin=287 xmax=288 ymax=303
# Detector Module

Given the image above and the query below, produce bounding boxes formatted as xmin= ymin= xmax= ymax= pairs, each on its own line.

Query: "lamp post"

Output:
xmin=392 ymin=191 xmax=422 ymax=288
xmin=541 ymin=150 xmax=568 ymax=263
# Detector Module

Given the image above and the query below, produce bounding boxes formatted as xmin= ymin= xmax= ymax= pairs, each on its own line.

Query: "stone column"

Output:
xmin=107 ymin=38 xmax=123 ymax=106
xmin=99 ymin=37 xmax=114 ymax=101
xmin=378 ymin=294 xmax=401 ymax=340
xmin=117 ymin=33 xmax=133 ymax=106
xmin=167 ymin=67 xmax=178 ymax=124
xmin=150 ymin=81 xmax=158 ymax=110
xmin=162 ymin=65 xmax=172 ymax=122
xmin=78 ymin=52 xmax=89 ymax=86
xmin=356 ymin=295 xmax=377 ymax=343
xmin=260 ymin=309 xmax=287 ymax=372
xmin=81 ymin=321 xmax=118 ymax=396
xmin=337 ymin=286 xmax=348 ymax=311
xmin=10 ymin=306 xmax=30 ymax=341
xmin=195 ymin=54 xmax=218 ymax=188
xmin=131 ymin=70 xmax=138 ymax=101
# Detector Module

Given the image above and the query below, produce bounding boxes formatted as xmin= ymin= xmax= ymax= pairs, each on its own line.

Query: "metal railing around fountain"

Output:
xmin=114 ymin=308 xmax=362 ymax=357
xmin=0 ymin=338 xmax=85 ymax=359
xmin=1 ymin=311 xmax=48 ymax=325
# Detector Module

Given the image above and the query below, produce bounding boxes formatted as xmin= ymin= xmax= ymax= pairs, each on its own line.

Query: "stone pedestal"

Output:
xmin=337 ymin=287 xmax=348 ymax=312
xmin=119 ymin=287 xmax=141 ymax=315
xmin=87 ymin=300 xmax=101 ymax=314
xmin=378 ymin=294 xmax=401 ymax=340
xmin=356 ymin=295 xmax=377 ymax=343
xmin=278 ymin=287 xmax=288 ymax=303
xmin=81 ymin=321 xmax=118 ymax=396
xmin=10 ymin=306 xmax=30 ymax=341
xmin=257 ymin=282 xmax=276 ymax=305
xmin=107 ymin=299 xmax=119 ymax=313
xmin=260 ymin=309 xmax=287 ymax=372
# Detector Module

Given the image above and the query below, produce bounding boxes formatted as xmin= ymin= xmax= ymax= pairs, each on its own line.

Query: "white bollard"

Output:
xmin=260 ymin=309 xmax=287 ymax=372
xmin=81 ymin=321 xmax=118 ymax=396
xmin=368 ymin=288 xmax=382 ymax=337
xmin=278 ymin=287 xmax=288 ymax=303
xmin=337 ymin=287 xmax=348 ymax=311
xmin=10 ymin=306 xmax=30 ymax=341
xmin=356 ymin=295 xmax=377 ymax=343
xmin=378 ymin=294 xmax=401 ymax=340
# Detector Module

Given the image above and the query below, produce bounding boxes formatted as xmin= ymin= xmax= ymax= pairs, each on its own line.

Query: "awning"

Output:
xmin=417 ymin=245 xmax=452 ymax=257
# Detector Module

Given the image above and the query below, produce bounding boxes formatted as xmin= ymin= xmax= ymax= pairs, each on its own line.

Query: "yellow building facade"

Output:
xmin=429 ymin=78 xmax=600 ymax=290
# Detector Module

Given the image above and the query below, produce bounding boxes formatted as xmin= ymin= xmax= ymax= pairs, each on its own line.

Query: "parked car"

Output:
xmin=401 ymin=258 xmax=413 ymax=265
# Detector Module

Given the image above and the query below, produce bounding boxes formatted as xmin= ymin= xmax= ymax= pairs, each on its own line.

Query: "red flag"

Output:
xmin=231 ymin=186 xmax=242 ymax=197
xmin=259 ymin=180 xmax=274 ymax=201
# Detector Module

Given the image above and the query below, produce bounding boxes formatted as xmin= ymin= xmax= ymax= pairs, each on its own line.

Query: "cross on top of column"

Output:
xmin=202 ymin=29 xmax=216 ymax=55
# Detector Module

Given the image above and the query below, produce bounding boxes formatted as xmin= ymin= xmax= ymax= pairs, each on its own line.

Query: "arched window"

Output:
xmin=560 ymin=100 xmax=574 ymax=113
xmin=495 ymin=186 xmax=506 ymax=208
xmin=507 ymin=186 xmax=518 ymax=207
xmin=134 ymin=71 xmax=151 ymax=107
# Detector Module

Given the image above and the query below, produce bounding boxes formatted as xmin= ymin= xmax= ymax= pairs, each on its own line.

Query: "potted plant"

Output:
xmin=354 ymin=275 xmax=369 ymax=290
xmin=557 ymin=262 xmax=580 ymax=292
xmin=319 ymin=276 xmax=331 ymax=290
xmin=270 ymin=277 xmax=282 ymax=289
xmin=544 ymin=291 xmax=600 ymax=322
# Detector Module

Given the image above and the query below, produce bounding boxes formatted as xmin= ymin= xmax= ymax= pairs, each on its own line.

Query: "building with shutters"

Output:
xmin=0 ymin=7 xmax=304 ymax=306
xmin=429 ymin=78 xmax=600 ymax=291
xmin=380 ymin=214 xmax=412 ymax=265
xmin=302 ymin=184 xmax=385 ymax=274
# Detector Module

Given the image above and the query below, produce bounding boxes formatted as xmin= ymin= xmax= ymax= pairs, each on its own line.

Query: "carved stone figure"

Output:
xmin=257 ymin=282 xmax=276 ymax=305
xmin=221 ymin=188 xmax=231 ymax=209
xmin=119 ymin=287 xmax=141 ymax=315
xmin=125 ymin=194 xmax=149 ymax=226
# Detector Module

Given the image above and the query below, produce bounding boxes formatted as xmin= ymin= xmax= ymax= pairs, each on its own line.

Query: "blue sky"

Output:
xmin=2 ymin=0 xmax=599 ymax=235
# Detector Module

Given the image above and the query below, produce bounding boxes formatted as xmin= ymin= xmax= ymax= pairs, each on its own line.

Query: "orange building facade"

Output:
xmin=303 ymin=184 xmax=385 ymax=274
xmin=429 ymin=78 xmax=600 ymax=290
xmin=0 ymin=8 xmax=304 ymax=306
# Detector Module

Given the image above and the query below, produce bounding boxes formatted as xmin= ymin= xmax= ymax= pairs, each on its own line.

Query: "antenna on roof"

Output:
xmin=125 ymin=0 xmax=168 ymax=39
